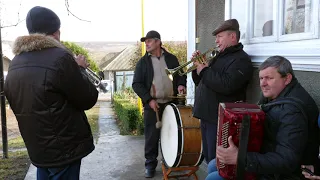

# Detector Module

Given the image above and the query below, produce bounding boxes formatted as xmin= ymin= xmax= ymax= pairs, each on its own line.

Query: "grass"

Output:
xmin=0 ymin=151 xmax=30 ymax=180
xmin=0 ymin=105 xmax=101 ymax=180
xmin=85 ymin=106 xmax=100 ymax=141
xmin=0 ymin=136 xmax=26 ymax=150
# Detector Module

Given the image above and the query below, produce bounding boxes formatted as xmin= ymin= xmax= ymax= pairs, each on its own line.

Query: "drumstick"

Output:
xmin=155 ymin=110 xmax=162 ymax=129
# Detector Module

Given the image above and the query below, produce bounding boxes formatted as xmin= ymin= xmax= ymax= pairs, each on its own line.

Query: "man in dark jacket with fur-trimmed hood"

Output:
xmin=4 ymin=6 xmax=98 ymax=180
xmin=132 ymin=30 xmax=187 ymax=178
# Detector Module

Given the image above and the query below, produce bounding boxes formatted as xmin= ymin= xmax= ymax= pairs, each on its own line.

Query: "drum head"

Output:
xmin=160 ymin=104 xmax=180 ymax=167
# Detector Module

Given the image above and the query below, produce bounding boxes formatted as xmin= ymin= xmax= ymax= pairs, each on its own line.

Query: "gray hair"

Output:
xmin=259 ymin=56 xmax=294 ymax=77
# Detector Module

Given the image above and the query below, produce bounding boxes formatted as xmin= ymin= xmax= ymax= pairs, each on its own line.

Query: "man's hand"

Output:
xmin=149 ymin=99 xmax=159 ymax=112
xmin=194 ymin=61 xmax=208 ymax=75
xmin=75 ymin=55 xmax=90 ymax=68
xmin=178 ymin=85 xmax=186 ymax=94
xmin=192 ymin=50 xmax=201 ymax=58
xmin=216 ymin=136 xmax=238 ymax=165
xmin=302 ymin=165 xmax=320 ymax=179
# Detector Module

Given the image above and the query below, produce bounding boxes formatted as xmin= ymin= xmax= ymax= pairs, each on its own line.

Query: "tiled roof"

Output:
xmin=102 ymin=45 xmax=138 ymax=71
xmin=98 ymin=51 xmax=122 ymax=69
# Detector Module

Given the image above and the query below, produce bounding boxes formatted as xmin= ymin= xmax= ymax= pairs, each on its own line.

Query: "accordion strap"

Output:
xmin=236 ymin=115 xmax=251 ymax=180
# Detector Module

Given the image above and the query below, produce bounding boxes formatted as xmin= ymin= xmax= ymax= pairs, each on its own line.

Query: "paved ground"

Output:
xmin=24 ymin=93 xmax=208 ymax=180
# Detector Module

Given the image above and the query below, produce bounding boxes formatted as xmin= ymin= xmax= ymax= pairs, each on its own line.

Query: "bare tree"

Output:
xmin=0 ymin=0 xmax=90 ymax=29
xmin=65 ymin=0 xmax=91 ymax=22
xmin=0 ymin=0 xmax=24 ymax=29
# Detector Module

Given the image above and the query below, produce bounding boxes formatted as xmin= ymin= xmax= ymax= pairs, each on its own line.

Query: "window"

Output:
xmin=226 ymin=0 xmax=319 ymax=44
xmin=230 ymin=0 xmax=248 ymax=40
xmin=283 ymin=0 xmax=311 ymax=34
xmin=253 ymin=1 xmax=274 ymax=37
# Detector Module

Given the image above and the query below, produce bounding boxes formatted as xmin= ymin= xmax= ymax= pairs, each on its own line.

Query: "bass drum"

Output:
xmin=160 ymin=103 xmax=204 ymax=167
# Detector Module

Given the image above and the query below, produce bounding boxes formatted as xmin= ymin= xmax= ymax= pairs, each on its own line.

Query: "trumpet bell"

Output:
xmin=165 ymin=47 xmax=219 ymax=81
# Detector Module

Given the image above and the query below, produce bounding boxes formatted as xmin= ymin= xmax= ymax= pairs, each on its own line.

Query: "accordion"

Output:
xmin=216 ymin=102 xmax=265 ymax=180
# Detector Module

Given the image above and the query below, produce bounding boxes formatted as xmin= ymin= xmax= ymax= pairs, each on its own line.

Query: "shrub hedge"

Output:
xmin=113 ymin=89 xmax=144 ymax=135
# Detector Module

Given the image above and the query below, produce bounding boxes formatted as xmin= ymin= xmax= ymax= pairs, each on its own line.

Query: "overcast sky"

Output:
xmin=0 ymin=0 xmax=188 ymax=42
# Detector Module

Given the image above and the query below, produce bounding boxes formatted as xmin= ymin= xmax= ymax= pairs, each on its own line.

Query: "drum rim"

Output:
xmin=160 ymin=103 xmax=183 ymax=168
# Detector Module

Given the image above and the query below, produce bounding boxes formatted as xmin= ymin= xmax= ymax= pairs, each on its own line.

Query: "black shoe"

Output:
xmin=145 ymin=169 xmax=155 ymax=178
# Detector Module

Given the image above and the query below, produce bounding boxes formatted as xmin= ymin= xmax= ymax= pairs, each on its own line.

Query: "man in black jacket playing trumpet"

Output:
xmin=192 ymin=19 xmax=253 ymax=164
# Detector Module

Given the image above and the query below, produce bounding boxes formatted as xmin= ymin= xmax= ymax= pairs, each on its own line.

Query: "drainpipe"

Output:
xmin=0 ymin=21 xmax=8 ymax=159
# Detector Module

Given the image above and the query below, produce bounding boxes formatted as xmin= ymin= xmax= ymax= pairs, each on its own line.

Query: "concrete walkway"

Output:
xmin=24 ymin=96 xmax=207 ymax=180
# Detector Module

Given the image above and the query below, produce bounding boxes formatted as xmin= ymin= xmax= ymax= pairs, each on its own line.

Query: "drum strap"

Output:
xmin=236 ymin=115 xmax=250 ymax=180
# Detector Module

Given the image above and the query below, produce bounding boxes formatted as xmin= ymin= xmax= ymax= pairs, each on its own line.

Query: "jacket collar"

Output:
xmin=218 ymin=43 xmax=244 ymax=57
xmin=13 ymin=33 xmax=66 ymax=55
xmin=258 ymin=76 xmax=299 ymax=105
xmin=144 ymin=47 xmax=171 ymax=59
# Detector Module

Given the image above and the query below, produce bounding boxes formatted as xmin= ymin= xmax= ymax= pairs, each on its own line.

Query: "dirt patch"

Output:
xmin=0 ymin=106 xmax=21 ymax=143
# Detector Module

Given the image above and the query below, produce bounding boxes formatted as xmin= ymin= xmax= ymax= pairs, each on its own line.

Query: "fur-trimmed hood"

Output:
xmin=13 ymin=34 xmax=66 ymax=55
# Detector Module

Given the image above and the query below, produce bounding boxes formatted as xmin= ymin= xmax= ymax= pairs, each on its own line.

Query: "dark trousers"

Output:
xmin=143 ymin=103 xmax=166 ymax=170
xmin=36 ymin=160 xmax=81 ymax=180
xmin=201 ymin=120 xmax=218 ymax=164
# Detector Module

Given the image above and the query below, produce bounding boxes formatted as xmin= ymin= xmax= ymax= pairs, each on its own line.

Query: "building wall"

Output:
xmin=195 ymin=0 xmax=225 ymax=52
xmin=3 ymin=57 xmax=10 ymax=71
xmin=187 ymin=0 xmax=225 ymax=104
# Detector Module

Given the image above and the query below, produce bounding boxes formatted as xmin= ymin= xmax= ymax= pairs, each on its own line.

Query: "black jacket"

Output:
xmin=4 ymin=34 xmax=98 ymax=168
xmin=192 ymin=43 xmax=253 ymax=122
xmin=245 ymin=78 xmax=319 ymax=179
xmin=132 ymin=48 xmax=187 ymax=106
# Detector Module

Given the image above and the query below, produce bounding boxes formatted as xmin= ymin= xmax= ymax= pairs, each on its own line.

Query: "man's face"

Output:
xmin=145 ymin=38 xmax=160 ymax=53
xmin=215 ymin=31 xmax=235 ymax=52
xmin=259 ymin=67 xmax=292 ymax=99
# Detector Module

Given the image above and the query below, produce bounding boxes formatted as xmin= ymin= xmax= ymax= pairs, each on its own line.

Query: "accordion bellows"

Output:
xmin=216 ymin=102 xmax=265 ymax=180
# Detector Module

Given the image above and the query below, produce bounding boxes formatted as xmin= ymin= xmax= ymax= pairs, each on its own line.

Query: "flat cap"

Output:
xmin=212 ymin=19 xmax=239 ymax=36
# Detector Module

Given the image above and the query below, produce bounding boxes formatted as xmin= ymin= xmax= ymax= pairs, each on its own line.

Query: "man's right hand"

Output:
xmin=302 ymin=165 xmax=320 ymax=179
xmin=149 ymin=99 xmax=159 ymax=112
xmin=75 ymin=55 xmax=90 ymax=69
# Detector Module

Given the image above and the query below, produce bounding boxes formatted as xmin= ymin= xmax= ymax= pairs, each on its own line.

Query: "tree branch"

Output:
xmin=65 ymin=0 xmax=91 ymax=22
xmin=0 ymin=0 xmax=23 ymax=29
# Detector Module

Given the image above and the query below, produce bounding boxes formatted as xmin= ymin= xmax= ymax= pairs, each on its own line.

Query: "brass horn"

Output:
xmin=165 ymin=47 xmax=219 ymax=81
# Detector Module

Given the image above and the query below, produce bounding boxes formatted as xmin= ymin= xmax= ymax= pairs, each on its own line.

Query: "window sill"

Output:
xmin=244 ymin=39 xmax=320 ymax=72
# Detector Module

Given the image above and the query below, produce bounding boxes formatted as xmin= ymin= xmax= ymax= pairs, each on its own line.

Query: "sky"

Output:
xmin=0 ymin=0 xmax=188 ymax=42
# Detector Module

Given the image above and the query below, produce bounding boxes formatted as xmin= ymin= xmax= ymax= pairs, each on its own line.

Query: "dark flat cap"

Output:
xmin=140 ymin=30 xmax=161 ymax=42
xmin=212 ymin=19 xmax=239 ymax=36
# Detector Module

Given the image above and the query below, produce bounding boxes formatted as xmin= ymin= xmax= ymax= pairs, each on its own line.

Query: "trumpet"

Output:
xmin=165 ymin=47 xmax=219 ymax=81
xmin=83 ymin=67 xmax=107 ymax=93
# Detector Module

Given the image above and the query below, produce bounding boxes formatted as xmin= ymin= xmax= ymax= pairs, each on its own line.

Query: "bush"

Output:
xmin=61 ymin=41 xmax=100 ymax=72
xmin=113 ymin=88 xmax=144 ymax=135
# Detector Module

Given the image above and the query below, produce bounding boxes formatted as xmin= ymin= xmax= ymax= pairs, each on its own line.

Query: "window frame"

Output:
xmin=225 ymin=0 xmax=320 ymax=44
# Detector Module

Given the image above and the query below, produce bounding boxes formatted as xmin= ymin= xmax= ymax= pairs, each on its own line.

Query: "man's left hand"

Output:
xmin=216 ymin=136 xmax=238 ymax=165
xmin=178 ymin=85 xmax=186 ymax=94
xmin=194 ymin=61 xmax=208 ymax=75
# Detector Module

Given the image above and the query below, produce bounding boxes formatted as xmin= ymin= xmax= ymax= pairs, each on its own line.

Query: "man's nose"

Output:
xmin=260 ymin=79 xmax=267 ymax=86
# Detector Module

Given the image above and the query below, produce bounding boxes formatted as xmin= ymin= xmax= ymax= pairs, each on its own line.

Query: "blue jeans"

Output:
xmin=36 ymin=160 xmax=81 ymax=180
xmin=200 ymin=120 xmax=218 ymax=164
xmin=206 ymin=159 xmax=224 ymax=180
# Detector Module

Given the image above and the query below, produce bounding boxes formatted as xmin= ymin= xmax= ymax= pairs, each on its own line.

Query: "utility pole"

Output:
xmin=0 ymin=21 xmax=8 ymax=159
xmin=137 ymin=0 xmax=145 ymax=116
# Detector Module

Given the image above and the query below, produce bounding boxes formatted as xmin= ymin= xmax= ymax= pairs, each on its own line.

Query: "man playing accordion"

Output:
xmin=207 ymin=56 xmax=319 ymax=180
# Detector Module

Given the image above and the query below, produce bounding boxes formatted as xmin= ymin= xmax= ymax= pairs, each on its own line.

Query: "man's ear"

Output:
xmin=284 ymin=73 xmax=293 ymax=85
xmin=51 ymin=29 xmax=60 ymax=41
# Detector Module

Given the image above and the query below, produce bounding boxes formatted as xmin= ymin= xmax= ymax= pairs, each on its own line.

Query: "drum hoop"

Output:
xmin=160 ymin=103 xmax=183 ymax=168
